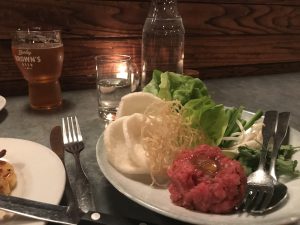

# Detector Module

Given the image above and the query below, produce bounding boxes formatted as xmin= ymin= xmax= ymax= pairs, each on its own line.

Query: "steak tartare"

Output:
xmin=167 ymin=144 xmax=247 ymax=214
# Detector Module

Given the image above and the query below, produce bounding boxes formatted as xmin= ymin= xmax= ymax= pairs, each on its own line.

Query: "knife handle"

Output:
xmin=81 ymin=211 xmax=160 ymax=225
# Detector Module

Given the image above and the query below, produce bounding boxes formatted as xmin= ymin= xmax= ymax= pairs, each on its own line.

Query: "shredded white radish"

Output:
xmin=222 ymin=120 xmax=263 ymax=152
xmin=141 ymin=100 xmax=206 ymax=186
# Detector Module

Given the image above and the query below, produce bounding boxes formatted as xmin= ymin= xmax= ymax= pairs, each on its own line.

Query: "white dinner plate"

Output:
xmin=0 ymin=138 xmax=66 ymax=225
xmin=0 ymin=96 xmax=6 ymax=111
xmin=96 ymin=111 xmax=300 ymax=225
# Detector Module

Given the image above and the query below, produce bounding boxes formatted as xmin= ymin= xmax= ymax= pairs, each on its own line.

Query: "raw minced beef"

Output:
xmin=167 ymin=144 xmax=247 ymax=214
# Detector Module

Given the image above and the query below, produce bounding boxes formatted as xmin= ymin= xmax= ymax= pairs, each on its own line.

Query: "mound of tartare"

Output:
xmin=167 ymin=145 xmax=247 ymax=214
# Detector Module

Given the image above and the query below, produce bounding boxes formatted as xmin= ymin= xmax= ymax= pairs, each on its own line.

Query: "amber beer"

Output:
xmin=12 ymin=29 xmax=64 ymax=110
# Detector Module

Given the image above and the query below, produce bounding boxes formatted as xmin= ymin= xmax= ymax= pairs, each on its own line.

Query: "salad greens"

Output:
xmin=143 ymin=70 xmax=299 ymax=178
xmin=143 ymin=70 xmax=208 ymax=105
xmin=143 ymin=70 xmax=261 ymax=146
xmin=183 ymin=97 xmax=228 ymax=146
xmin=220 ymin=107 xmax=263 ymax=148
xmin=238 ymin=145 xmax=300 ymax=177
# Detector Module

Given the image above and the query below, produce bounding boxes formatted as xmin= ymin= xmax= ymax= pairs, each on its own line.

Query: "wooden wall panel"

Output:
xmin=1 ymin=1 xmax=300 ymax=38
xmin=1 ymin=0 xmax=300 ymax=96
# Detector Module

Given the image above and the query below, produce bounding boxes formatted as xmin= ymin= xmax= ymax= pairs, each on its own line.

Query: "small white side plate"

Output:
xmin=0 ymin=96 xmax=6 ymax=111
xmin=0 ymin=138 xmax=66 ymax=225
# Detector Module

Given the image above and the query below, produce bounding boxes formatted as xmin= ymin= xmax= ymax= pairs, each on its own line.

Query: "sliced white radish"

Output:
xmin=123 ymin=113 xmax=149 ymax=173
xmin=116 ymin=92 xmax=162 ymax=119
xmin=104 ymin=115 xmax=149 ymax=174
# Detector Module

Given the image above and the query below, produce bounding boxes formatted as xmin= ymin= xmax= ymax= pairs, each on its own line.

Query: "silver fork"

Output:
xmin=248 ymin=112 xmax=290 ymax=213
xmin=62 ymin=116 xmax=96 ymax=213
xmin=242 ymin=110 xmax=278 ymax=213
xmin=269 ymin=112 xmax=290 ymax=181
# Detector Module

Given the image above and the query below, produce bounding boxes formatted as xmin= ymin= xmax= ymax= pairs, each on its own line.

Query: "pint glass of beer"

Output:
xmin=11 ymin=28 xmax=64 ymax=110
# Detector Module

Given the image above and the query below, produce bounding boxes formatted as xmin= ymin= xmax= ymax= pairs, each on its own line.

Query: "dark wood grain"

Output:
xmin=1 ymin=0 xmax=300 ymax=96
xmin=3 ymin=35 xmax=300 ymax=77
xmin=1 ymin=1 xmax=300 ymax=38
xmin=181 ymin=0 xmax=300 ymax=4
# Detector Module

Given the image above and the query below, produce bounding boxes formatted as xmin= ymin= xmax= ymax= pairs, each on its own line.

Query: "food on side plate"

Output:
xmin=0 ymin=149 xmax=17 ymax=195
xmin=167 ymin=145 xmax=247 ymax=214
xmin=0 ymin=149 xmax=17 ymax=220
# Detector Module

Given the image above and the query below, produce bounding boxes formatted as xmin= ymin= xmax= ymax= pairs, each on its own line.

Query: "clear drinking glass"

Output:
xmin=11 ymin=28 xmax=64 ymax=110
xmin=95 ymin=54 xmax=139 ymax=121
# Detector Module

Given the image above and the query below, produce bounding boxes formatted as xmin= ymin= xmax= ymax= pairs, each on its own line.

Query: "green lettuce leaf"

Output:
xmin=183 ymin=97 xmax=229 ymax=146
xmin=143 ymin=71 xmax=208 ymax=105
xmin=142 ymin=69 xmax=162 ymax=96
xmin=200 ymin=105 xmax=229 ymax=146
xmin=158 ymin=72 xmax=172 ymax=100
xmin=143 ymin=71 xmax=229 ymax=145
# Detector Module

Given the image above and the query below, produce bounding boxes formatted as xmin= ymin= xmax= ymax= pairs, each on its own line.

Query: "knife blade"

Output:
xmin=50 ymin=126 xmax=65 ymax=162
xmin=0 ymin=194 xmax=75 ymax=224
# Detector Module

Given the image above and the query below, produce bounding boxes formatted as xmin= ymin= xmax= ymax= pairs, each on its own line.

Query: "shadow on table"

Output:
xmin=48 ymin=178 xmax=194 ymax=225
xmin=0 ymin=109 xmax=8 ymax=123
xmin=86 ymin=179 xmax=193 ymax=225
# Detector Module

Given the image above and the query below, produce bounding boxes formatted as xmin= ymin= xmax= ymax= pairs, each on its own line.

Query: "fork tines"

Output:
xmin=62 ymin=116 xmax=83 ymax=145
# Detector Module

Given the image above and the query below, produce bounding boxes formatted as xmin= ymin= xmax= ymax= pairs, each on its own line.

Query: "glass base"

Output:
xmin=98 ymin=108 xmax=117 ymax=121
xmin=28 ymin=81 xmax=62 ymax=110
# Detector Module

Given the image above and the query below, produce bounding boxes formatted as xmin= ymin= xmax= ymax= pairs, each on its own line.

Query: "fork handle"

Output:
xmin=73 ymin=152 xmax=96 ymax=212
xmin=258 ymin=111 xmax=278 ymax=170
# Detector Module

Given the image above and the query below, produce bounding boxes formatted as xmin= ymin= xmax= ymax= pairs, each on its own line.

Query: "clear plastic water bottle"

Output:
xmin=141 ymin=0 xmax=185 ymax=88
